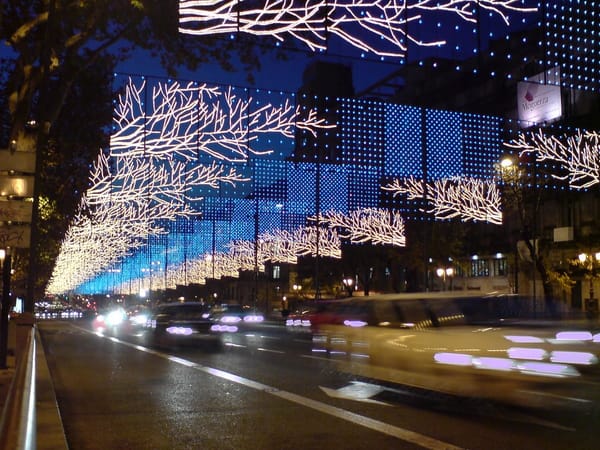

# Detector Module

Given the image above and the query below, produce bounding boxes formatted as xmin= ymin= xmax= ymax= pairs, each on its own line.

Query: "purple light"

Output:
xmin=220 ymin=315 xmax=242 ymax=324
xmin=517 ymin=361 xmax=580 ymax=378
xmin=550 ymin=351 xmax=598 ymax=366
xmin=166 ymin=326 xmax=193 ymax=335
xmin=504 ymin=335 xmax=544 ymax=343
xmin=243 ymin=314 xmax=264 ymax=323
xmin=343 ymin=320 xmax=367 ymax=327
xmin=555 ymin=331 xmax=593 ymax=342
xmin=211 ymin=324 xmax=238 ymax=333
xmin=507 ymin=347 xmax=547 ymax=361
xmin=473 ymin=357 xmax=516 ymax=372
xmin=434 ymin=352 xmax=473 ymax=366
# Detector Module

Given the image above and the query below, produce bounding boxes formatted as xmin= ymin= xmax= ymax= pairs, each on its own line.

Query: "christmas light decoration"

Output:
xmin=179 ymin=0 xmax=536 ymax=58
xmin=112 ymin=78 xmax=333 ymax=162
xmin=505 ymin=129 xmax=600 ymax=190
xmin=46 ymin=77 xmax=334 ymax=294
xmin=316 ymin=208 xmax=406 ymax=247
xmin=383 ymin=176 xmax=502 ymax=225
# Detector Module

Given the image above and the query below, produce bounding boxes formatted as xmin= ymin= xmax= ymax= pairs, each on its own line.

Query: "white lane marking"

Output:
xmin=223 ymin=342 xmax=246 ymax=348
xmin=257 ymin=347 xmax=285 ymax=354
xmin=320 ymin=382 xmax=390 ymax=405
xmin=82 ymin=328 xmax=465 ymax=450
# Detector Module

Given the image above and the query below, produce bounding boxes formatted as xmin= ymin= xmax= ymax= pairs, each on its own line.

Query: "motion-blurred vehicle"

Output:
xmin=126 ymin=305 xmax=151 ymax=329
xmin=144 ymin=302 xmax=220 ymax=348
xmin=92 ymin=306 xmax=128 ymax=333
xmin=311 ymin=292 xmax=600 ymax=409
xmin=210 ymin=304 xmax=264 ymax=332
xmin=285 ymin=301 xmax=342 ymax=332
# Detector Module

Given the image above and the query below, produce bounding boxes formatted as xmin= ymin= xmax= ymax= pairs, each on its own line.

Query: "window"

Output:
xmin=272 ymin=265 xmax=281 ymax=280
xmin=469 ymin=259 xmax=489 ymax=277
xmin=491 ymin=258 xmax=508 ymax=276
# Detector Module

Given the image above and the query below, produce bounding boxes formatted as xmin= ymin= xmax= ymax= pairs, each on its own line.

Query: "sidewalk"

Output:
xmin=0 ymin=319 xmax=69 ymax=450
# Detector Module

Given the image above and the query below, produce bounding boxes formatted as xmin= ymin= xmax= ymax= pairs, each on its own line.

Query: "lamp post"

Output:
xmin=435 ymin=267 xmax=454 ymax=291
xmin=498 ymin=155 xmax=521 ymax=295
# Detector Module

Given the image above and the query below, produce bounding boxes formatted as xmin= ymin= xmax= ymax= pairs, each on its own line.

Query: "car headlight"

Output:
xmin=106 ymin=310 xmax=126 ymax=326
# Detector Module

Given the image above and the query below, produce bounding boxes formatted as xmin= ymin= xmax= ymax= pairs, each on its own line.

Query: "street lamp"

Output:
xmin=292 ymin=284 xmax=302 ymax=297
xmin=436 ymin=267 xmax=454 ymax=291
xmin=342 ymin=277 xmax=354 ymax=297
xmin=577 ymin=252 xmax=600 ymax=316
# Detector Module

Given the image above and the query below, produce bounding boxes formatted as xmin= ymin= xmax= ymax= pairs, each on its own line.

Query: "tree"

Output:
xmin=1 ymin=1 xmax=266 ymax=303
xmin=498 ymin=152 xmax=558 ymax=311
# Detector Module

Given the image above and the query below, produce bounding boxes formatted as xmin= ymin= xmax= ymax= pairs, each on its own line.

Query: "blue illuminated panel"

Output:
xmin=385 ymin=104 xmax=423 ymax=178
xmin=255 ymin=159 xmax=287 ymax=200
xmin=545 ymin=2 xmax=600 ymax=91
xmin=338 ymin=98 xmax=385 ymax=167
xmin=287 ymin=163 xmax=316 ymax=216
xmin=462 ymin=113 xmax=503 ymax=178
xmin=348 ymin=165 xmax=380 ymax=211
xmin=426 ymin=110 xmax=462 ymax=179
xmin=231 ymin=198 xmax=256 ymax=241
xmin=320 ymin=165 xmax=348 ymax=213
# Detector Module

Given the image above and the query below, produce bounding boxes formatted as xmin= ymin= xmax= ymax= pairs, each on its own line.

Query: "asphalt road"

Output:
xmin=38 ymin=321 xmax=599 ymax=450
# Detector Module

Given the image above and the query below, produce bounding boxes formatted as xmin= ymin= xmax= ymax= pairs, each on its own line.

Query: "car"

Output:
xmin=92 ymin=306 xmax=128 ymax=333
xmin=285 ymin=301 xmax=342 ymax=333
xmin=144 ymin=302 xmax=220 ymax=349
xmin=310 ymin=292 xmax=600 ymax=410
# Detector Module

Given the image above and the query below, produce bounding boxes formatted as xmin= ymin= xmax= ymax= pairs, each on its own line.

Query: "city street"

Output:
xmin=38 ymin=320 xmax=599 ymax=450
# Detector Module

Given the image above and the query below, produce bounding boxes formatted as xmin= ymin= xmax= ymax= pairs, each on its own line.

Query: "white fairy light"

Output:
xmin=295 ymin=226 xmax=342 ymax=259
xmin=112 ymin=78 xmax=333 ymax=162
xmin=505 ymin=129 xmax=600 ymax=190
xmin=179 ymin=0 xmax=536 ymax=58
xmin=383 ymin=176 xmax=502 ymax=225
xmin=316 ymin=208 xmax=406 ymax=247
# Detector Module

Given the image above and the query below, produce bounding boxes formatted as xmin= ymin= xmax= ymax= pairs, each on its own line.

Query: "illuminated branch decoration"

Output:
xmin=47 ymin=76 xmax=335 ymax=295
xmin=86 ymin=152 xmax=246 ymax=216
xmin=110 ymin=222 xmax=344 ymax=294
xmin=179 ymin=0 xmax=536 ymax=58
xmin=112 ymin=78 xmax=333 ymax=162
xmin=295 ymin=226 xmax=342 ymax=259
xmin=505 ymin=129 xmax=600 ymax=190
xmin=317 ymin=208 xmax=406 ymax=247
xmin=383 ymin=176 xmax=502 ymax=225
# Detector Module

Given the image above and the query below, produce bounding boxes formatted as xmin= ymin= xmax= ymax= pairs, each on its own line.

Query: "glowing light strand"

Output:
xmin=383 ymin=176 xmax=502 ymax=224
xmin=505 ymin=129 xmax=600 ymax=190
xmin=315 ymin=208 xmax=406 ymax=247
xmin=179 ymin=0 xmax=537 ymax=58
xmin=112 ymin=78 xmax=333 ymax=162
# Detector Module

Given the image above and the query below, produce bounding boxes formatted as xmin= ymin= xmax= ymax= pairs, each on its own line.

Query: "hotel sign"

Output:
xmin=517 ymin=68 xmax=562 ymax=127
